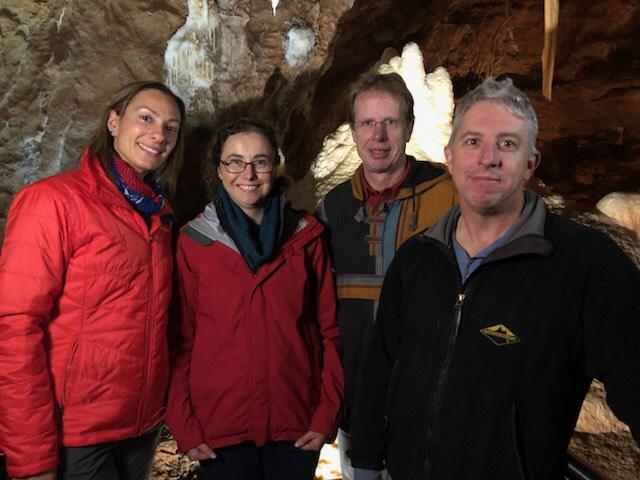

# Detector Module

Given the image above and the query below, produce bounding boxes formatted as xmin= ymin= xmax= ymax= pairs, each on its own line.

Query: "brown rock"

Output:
xmin=2 ymin=1 xmax=639 ymax=477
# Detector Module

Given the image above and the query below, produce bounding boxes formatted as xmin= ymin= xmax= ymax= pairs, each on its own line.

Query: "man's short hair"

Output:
xmin=348 ymin=71 xmax=415 ymax=125
xmin=449 ymin=77 xmax=538 ymax=153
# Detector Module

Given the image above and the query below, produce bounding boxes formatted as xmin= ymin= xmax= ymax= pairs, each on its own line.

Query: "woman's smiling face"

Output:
xmin=217 ymin=131 xmax=277 ymax=224
xmin=107 ymin=88 xmax=182 ymax=177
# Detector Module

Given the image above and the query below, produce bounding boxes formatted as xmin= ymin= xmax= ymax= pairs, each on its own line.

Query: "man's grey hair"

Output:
xmin=448 ymin=77 xmax=538 ymax=154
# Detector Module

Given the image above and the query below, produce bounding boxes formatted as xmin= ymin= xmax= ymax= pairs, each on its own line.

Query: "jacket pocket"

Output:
xmin=511 ymin=404 xmax=528 ymax=480
xmin=61 ymin=338 xmax=79 ymax=407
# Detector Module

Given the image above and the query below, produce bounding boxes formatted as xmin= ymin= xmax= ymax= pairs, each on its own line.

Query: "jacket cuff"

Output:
xmin=350 ymin=454 xmax=385 ymax=471
xmin=347 ymin=449 xmax=385 ymax=471
xmin=310 ymin=414 xmax=338 ymax=442
xmin=354 ymin=467 xmax=384 ymax=480
xmin=169 ymin=421 xmax=206 ymax=454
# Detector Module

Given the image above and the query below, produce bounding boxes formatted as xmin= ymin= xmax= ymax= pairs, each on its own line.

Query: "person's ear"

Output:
xmin=524 ymin=149 xmax=541 ymax=180
xmin=405 ymin=120 xmax=414 ymax=141
xmin=107 ymin=110 xmax=120 ymax=137
xmin=444 ymin=145 xmax=453 ymax=174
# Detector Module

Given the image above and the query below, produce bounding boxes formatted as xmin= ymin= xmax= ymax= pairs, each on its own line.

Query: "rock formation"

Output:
xmin=597 ymin=192 xmax=640 ymax=237
xmin=2 ymin=0 xmax=639 ymax=478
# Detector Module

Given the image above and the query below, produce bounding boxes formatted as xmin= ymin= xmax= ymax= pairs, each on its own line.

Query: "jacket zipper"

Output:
xmin=453 ymin=293 xmax=465 ymax=337
xmin=416 ymin=233 xmax=540 ymax=477
xmin=423 ymin=291 xmax=465 ymax=477
xmin=136 ymin=230 xmax=156 ymax=431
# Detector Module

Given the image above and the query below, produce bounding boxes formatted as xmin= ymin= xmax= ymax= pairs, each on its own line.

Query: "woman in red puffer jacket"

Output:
xmin=0 ymin=81 xmax=185 ymax=480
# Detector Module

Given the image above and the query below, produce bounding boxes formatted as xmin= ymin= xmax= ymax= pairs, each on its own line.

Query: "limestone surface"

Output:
xmin=2 ymin=0 xmax=639 ymax=477
xmin=597 ymin=192 xmax=640 ymax=238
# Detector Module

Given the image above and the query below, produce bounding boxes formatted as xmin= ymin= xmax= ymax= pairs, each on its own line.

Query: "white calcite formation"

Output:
xmin=596 ymin=192 xmax=640 ymax=237
xmin=164 ymin=0 xmax=259 ymax=123
xmin=378 ymin=44 xmax=453 ymax=165
xmin=158 ymin=0 xmax=357 ymax=133
xmin=284 ymin=18 xmax=315 ymax=69
xmin=164 ymin=0 xmax=217 ymax=111
xmin=288 ymin=42 xmax=453 ymax=211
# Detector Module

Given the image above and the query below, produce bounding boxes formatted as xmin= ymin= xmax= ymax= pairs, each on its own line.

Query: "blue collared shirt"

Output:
xmin=452 ymin=211 xmax=526 ymax=282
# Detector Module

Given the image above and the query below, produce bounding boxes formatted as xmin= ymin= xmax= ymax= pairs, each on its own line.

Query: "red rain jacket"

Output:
xmin=166 ymin=204 xmax=343 ymax=452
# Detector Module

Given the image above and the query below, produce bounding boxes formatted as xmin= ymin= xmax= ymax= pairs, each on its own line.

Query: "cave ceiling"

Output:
xmin=2 ymin=0 xmax=639 ymax=229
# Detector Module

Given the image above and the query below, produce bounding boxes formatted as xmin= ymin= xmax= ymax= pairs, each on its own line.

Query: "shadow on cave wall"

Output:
xmin=174 ymin=66 xmax=325 ymax=227
xmin=538 ymin=134 xmax=640 ymax=212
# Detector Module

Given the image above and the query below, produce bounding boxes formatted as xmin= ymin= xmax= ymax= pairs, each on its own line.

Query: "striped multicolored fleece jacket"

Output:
xmin=317 ymin=156 xmax=456 ymax=430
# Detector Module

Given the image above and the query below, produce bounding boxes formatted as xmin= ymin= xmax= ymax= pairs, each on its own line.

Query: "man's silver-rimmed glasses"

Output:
xmin=353 ymin=118 xmax=403 ymax=132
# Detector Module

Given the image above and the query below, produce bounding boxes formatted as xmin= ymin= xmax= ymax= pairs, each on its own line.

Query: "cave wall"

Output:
xmin=1 ymin=0 xmax=639 ymax=476
xmin=2 ymin=1 xmax=639 ymax=223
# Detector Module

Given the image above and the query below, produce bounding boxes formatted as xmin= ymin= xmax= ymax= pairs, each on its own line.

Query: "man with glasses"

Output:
xmin=348 ymin=77 xmax=640 ymax=479
xmin=317 ymin=71 xmax=456 ymax=480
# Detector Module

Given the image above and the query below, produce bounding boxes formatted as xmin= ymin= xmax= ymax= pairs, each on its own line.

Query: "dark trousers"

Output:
xmin=199 ymin=441 xmax=320 ymax=480
xmin=58 ymin=426 xmax=160 ymax=480
xmin=0 ymin=455 xmax=8 ymax=480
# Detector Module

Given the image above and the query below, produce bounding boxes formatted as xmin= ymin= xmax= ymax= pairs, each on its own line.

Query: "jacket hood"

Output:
xmin=185 ymin=193 xmax=322 ymax=255
xmin=350 ymin=156 xmax=451 ymax=202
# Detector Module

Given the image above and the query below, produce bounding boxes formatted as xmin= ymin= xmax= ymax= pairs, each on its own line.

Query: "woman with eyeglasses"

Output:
xmin=166 ymin=119 xmax=343 ymax=480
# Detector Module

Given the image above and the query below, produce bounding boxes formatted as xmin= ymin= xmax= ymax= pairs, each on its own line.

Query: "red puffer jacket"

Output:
xmin=0 ymin=149 xmax=173 ymax=478
xmin=166 ymin=202 xmax=343 ymax=453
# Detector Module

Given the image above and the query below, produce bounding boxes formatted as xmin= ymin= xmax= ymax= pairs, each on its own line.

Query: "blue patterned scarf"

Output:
xmin=111 ymin=157 xmax=164 ymax=217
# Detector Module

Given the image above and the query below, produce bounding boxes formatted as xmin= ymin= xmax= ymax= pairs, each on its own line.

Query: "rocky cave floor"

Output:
xmin=150 ymin=426 xmax=640 ymax=480
xmin=570 ymin=433 xmax=640 ymax=479
xmin=149 ymin=426 xmax=336 ymax=480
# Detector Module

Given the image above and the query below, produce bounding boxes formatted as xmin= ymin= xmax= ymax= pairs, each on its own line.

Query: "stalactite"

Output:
xmin=164 ymin=0 xmax=217 ymax=112
xmin=542 ymin=0 xmax=559 ymax=100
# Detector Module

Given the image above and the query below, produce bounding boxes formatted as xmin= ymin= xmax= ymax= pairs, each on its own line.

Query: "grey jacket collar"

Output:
xmin=422 ymin=190 xmax=553 ymax=259
xmin=186 ymin=200 xmax=238 ymax=252
xmin=184 ymin=195 xmax=309 ymax=254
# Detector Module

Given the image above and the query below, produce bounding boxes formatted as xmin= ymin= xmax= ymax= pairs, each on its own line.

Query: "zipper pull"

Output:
xmin=454 ymin=293 xmax=465 ymax=337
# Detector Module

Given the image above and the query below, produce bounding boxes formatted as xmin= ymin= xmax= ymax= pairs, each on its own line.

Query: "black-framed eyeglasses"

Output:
xmin=220 ymin=158 xmax=274 ymax=174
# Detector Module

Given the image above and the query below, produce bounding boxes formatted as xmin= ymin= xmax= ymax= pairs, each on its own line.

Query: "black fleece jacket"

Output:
xmin=349 ymin=193 xmax=640 ymax=480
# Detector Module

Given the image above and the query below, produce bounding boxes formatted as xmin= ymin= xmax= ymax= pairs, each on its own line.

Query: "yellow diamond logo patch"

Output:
xmin=480 ymin=324 xmax=521 ymax=346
